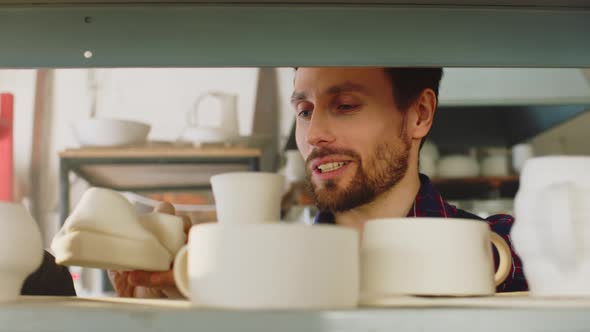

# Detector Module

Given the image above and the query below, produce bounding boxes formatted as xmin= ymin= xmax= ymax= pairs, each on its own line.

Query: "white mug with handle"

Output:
xmin=512 ymin=156 xmax=590 ymax=296
xmin=360 ymin=218 xmax=512 ymax=304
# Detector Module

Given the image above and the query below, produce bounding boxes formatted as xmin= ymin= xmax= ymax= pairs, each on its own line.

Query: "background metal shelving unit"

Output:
xmin=58 ymin=146 xmax=261 ymax=223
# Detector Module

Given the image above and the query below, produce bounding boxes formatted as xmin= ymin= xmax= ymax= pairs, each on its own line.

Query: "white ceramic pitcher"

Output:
xmin=0 ymin=202 xmax=43 ymax=301
xmin=512 ymin=156 xmax=590 ymax=296
xmin=179 ymin=91 xmax=239 ymax=144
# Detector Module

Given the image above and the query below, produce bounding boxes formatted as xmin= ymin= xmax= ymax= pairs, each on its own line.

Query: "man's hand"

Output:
xmin=107 ymin=202 xmax=192 ymax=298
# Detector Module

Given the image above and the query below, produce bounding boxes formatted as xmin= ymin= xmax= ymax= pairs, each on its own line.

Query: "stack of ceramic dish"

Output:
xmin=172 ymin=172 xmax=359 ymax=309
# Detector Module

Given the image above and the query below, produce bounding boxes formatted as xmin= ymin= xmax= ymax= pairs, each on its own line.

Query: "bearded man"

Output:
xmin=291 ymin=67 xmax=527 ymax=292
xmin=110 ymin=67 xmax=528 ymax=296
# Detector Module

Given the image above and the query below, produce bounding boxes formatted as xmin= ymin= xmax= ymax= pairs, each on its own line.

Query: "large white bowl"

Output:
xmin=73 ymin=118 xmax=151 ymax=147
xmin=174 ymin=223 xmax=360 ymax=309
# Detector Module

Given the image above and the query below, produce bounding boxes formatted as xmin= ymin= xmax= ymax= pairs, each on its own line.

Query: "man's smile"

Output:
xmin=317 ymin=161 xmax=349 ymax=173
xmin=310 ymin=157 xmax=354 ymax=181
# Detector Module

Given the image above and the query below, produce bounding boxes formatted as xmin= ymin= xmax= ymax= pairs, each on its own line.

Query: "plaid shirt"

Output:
xmin=314 ymin=173 xmax=528 ymax=292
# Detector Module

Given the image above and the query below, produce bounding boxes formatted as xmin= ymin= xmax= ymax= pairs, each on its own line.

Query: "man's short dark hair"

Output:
xmin=293 ymin=67 xmax=443 ymax=111
xmin=383 ymin=68 xmax=443 ymax=112
xmin=383 ymin=68 xmax=443 ymax=149
xmin=292 ymin=67 xmax=443 ymax=148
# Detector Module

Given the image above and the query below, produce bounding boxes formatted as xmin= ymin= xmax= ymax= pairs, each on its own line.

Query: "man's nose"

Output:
xmin=306 ymin=110 xmax=335 ymax=147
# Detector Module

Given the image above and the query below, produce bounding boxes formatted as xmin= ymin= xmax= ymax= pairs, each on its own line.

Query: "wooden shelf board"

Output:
xmin=431 ymin=176 xmax=519 ymax=186
xmin=431 ymin=176 xmax=520 ymax=200
xmin=75 ymin=163 xmax=251 ymax=189
xmin=60 ymin=146 xmax=261 ymax=159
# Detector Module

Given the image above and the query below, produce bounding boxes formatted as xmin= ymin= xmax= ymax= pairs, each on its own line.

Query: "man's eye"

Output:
xmin=338 ymin=104 xmax=359 ymax=111
xmin=298 ymin=110 xmax=312 ymax=119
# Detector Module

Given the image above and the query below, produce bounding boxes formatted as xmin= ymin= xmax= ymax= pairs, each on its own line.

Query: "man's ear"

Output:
xmin=408 ymin=89 xmax=437 ymax=141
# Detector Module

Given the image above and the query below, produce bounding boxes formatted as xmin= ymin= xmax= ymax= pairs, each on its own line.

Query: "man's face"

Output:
xmin=292 ymin=67 xmax=412 ymax=212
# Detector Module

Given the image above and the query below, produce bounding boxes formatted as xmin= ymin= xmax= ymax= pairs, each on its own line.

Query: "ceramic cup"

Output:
xmin=0 ymin=202 xmax=43 ymax=302
xmin=512 ymin=156 xmax=590 ymax=296
xmin=360 ymin=218 xmax=512 ymax=303
xmin=173 ymin=223 xmax=359 ymax=309
xmin=210 ymin=172 xmax=285 ymax=224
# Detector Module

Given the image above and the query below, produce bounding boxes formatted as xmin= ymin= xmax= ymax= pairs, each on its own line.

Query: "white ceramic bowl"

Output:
xmin=481 ymin=154 xmax=509 ymax=176
xmin=73 ymin=118 xmax=151 ymax=147
xmin=419 ymin=155 xmax=438 ymax=178
xmin=437 ymin=155 xmax=480 ymax=178
xmin=174 ymin=223 xmax=359 ymax=309
xmin=420 ymin=141 xmax=440 ymax=161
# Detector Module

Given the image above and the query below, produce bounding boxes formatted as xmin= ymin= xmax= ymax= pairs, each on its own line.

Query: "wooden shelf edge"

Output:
xmin=431 ymin=176 xmax=519 ymax=185
xmin=59 ymin=146 xmax=262 ymax=158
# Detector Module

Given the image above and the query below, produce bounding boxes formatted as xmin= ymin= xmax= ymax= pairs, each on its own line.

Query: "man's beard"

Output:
xmin=305 ymin=137 xmax=411 ymax=213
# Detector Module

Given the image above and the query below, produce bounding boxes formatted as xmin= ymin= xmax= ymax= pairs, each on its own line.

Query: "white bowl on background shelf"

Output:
xmin=73 ymin=118 xmax=151 ymax=147
xmin=481 ymin=154 xmax=509 ymax=177
xmin=419 ymin=155 xmax=438 ymax=178
xmin=420 ymin=141 xmax=440 ymax=161
xmin=437 ymin=155 xmax=480 ymax=178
